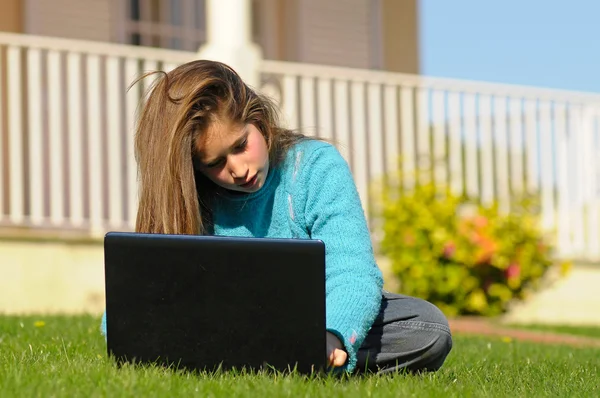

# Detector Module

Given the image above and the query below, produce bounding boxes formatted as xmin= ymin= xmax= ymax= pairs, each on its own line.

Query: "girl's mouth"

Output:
xmin=240 ymin=174 xmax=258 ymax=188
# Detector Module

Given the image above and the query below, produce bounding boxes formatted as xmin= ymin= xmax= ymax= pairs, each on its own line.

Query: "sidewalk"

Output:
xmin=449 ymin=318 xmax=600 ymax=348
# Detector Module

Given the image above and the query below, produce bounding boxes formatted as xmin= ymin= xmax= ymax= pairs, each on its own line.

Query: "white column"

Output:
xmin=198 ymin=0 xmax=263 ymax=88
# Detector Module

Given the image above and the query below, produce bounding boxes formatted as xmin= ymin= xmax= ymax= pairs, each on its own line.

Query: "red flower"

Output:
xmin=442 ymin=241 xmax=456 ymax=259
xmin=474 ymin=235 xmax=497 ymax=264
xmin=505 ymin=263 xmax=521 ymax=279
xmin=473 ymin=215 xmax=488 ymax=229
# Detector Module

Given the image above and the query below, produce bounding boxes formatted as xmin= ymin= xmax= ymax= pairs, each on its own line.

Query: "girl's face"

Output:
xmin=194 ymin=122 xmax=270 ymax=194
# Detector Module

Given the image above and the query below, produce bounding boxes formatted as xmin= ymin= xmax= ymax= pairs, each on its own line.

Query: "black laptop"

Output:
xmin=103 ymin=232 xmax=327 ymax=374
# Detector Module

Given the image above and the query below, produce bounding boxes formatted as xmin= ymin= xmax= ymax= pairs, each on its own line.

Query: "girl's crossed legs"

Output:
xmin=356 ymin=292 xmax=453 ymax=374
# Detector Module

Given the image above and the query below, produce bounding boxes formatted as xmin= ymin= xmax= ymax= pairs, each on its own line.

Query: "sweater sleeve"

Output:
xmin=100 ymin=311 xmax=107 ymax=338
xmin=297 ymin=144 xmax=383 ymax=372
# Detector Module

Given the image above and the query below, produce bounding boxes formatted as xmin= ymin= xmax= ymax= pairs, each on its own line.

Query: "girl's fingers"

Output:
xmin=330 ymin=348 xmax=348 ymax=367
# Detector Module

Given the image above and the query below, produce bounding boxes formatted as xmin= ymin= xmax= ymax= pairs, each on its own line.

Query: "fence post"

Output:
xmin=198 ymin=0 xmax=263 ymax=88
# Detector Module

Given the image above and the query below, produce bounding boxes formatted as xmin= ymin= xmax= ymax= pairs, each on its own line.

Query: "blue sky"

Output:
xmin=419 ymin=0 xmax=600 ymax=93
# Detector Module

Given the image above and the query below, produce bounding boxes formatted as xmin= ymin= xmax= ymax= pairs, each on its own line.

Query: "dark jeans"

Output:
xmin=356 ymin=292 xmax=453 ymax=374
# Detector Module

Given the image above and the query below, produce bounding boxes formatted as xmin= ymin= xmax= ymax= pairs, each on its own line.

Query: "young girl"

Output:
xmin=101 ymin=60 xmax=452 ymax=373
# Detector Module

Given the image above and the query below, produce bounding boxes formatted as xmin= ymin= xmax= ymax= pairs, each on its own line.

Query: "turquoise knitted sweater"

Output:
xmin=101 ymin=139 xmax=383 ymax=372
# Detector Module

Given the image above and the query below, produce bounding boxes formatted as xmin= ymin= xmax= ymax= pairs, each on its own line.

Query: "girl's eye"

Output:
xmin=206 ymin=158 xmax=225 ymax=168
xmin=234 ymin=138 xmax=248 ymax=152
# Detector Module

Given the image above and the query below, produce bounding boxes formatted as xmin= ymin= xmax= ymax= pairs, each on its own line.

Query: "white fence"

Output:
xmin=261 ymin=61 xmax=600 ymax=261
xmin=1 ymin=33 xmax=600 ymax=260
xmin=0 ymin=33 xmax=195 ymax=235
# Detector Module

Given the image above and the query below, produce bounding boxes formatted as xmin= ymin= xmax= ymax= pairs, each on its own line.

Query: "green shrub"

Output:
xmin=377 ymin=181 xmax=571 ymax=317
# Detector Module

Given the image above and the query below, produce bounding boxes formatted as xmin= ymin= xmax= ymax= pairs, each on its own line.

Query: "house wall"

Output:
xmin=381 ymin=0 xmax=419 ymax=73
xmin=251 ymin=0 xmax=278 ymax=60
xmin=10 ymin=0 xmax=419 ymax=72
xmin=0 ymin=0 xmax=24 ymax=32
xmin=24 ymin=0 xmax=114 ymax=42
xmin=295 ymin=0 xmax=374 ymax=68
xmin=274 ymin=0 xmax=419 ymax=71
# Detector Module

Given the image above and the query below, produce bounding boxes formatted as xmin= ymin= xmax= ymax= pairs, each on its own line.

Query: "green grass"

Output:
xmin=1 ymin=315 xmax=599 ymax=397
xmin=505 ymin=323 xmax=600 ymax=339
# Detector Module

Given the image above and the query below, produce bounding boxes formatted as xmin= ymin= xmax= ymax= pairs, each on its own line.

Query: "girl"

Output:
xmin=101 ymin=60 xmax=452 ymax=373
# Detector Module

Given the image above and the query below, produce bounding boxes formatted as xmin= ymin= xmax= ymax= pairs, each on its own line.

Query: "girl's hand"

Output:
xmin=326 ymin=331 xmax=348 ymax=368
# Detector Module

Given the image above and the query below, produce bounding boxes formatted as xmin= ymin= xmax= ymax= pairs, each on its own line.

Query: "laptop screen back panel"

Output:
xmin=104 ymin=233 xmax=326 ymax=374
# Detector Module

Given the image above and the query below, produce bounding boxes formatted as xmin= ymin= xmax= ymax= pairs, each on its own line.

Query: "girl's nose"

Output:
xmin=229 ymin=157 xmax=248 ymax=180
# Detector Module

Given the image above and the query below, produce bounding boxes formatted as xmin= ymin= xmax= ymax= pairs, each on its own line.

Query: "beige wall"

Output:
xmin=258 ymin=0 xmax=419 ymax=72
xmin=25 ymin=0 xmax=113 ymax=42
xmin=0 ymin=0 xmax=23 ymax=32
xmin=10 ymin=0 xmax=419 ymax=73
xmin=381 ymin=0 xmax=419 ymax=73
xmin=0 ymin=238 xmax=105 ymax=314
xmin=295 ymin=0 xmax=373 ymax=68
xmin=255 ymin=0 xmax=381 ymax=69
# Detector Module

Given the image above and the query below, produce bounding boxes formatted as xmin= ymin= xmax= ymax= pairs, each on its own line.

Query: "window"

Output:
xmin=121 ymin=0 xmax=206 ymax=51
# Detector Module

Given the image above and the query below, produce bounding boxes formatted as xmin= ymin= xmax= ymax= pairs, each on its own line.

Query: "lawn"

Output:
xmin=1 ymin=315 xmax=599 ymax=397
xmin=505 ymin=323 xmax=600 ymax=339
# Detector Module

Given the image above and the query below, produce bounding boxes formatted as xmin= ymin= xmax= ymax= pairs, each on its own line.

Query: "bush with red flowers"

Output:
xmin=378 ymin=182 xmax=571 ymax=317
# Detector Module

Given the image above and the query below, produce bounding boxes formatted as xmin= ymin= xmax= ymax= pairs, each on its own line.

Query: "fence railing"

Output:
xmin=0 ymin=33 xmax=194 ymax=235
xmin=261 ymin=61 xmax=600 ymax=261
xmin=1 ymin=33 xmax=600 ymax=261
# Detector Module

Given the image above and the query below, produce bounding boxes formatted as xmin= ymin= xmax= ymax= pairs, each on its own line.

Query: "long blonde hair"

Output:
xmin=134 ymin=60 xmax=304 ymax=235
